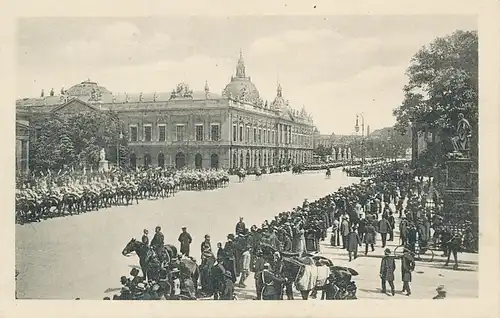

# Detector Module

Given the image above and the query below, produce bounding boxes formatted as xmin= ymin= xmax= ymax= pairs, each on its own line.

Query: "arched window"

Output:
xmin=130 ymin=153 xmax=137 ymax=169
xmin=210 ymin=154 xmax=219 ymax=169
xmin=195 ymin=153 xmax=203 ymax=170
xmin=157 ymin=153 xmax=165 ymax=168
xmin=239 ymin=153 xmax=244 ymax=168
xmin=246 ymin=152 xmax=250 ymax=168
xmin=144 ymin=154 xmax=151 ymax=168
xmin=233 ymin=152 xmax=238 ymax=168
xmin=175 ymin=152 xmax=186 ymax=169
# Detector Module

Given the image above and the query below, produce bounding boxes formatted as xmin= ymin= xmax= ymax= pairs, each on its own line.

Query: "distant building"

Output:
xmin=16 ymin=52 xmax=316 ymax=170
xmin=16 ymin=110 xmax=30 ymax=173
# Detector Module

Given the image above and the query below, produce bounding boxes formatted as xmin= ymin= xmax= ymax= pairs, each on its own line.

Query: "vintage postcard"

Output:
xmin=2 ymin=0 xmax=500 ymax=317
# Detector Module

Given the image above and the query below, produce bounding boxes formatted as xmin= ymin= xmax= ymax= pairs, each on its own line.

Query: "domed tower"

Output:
xmin=270 ymin=82 xmax=286 ymax=111
xmin=65 ymin=80 xmax=112 ymax=101
xmin=222 ymin=50 xmax=263 ymax=106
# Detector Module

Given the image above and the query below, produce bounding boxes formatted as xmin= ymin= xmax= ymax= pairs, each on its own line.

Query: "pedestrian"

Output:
xmin=142 ymin=229 xmax=149 ymax=246
xmin=221 ymin=271 xmax=235 ymax=300
xmin=224 ymin=234 xmax=237 ymax=283
xmin=363 ymin=221 xmax=376 ymax=255
xmin=216 ymin=242 xmax=224 ymax=260
xmin=238 ymin=245 xmax=251 ymax=288
xmin=253 ymin=250 xmax=266 ymax=300
xmin=401 ymin=248 xmax=415 ymax=296
xmin=387 ymin=212 xmax=395 ymax=241
xmin=235 ymin=217 xmax=246 ymax=235
xmin=346 ymin=226 xmax=361 ymax=261
xmin=340 ymin=216 xmax=350 ymax=249
xmin=378 ymin=215 xmax=391 ymax=248
xmin=433 ymin=285 xmax=447 ymax=299
xmin=357 ymin=214 xmax=366 ymax=243
xmin=178 ymin=226 xmax=193 ymax=257
xmin=332 ymin=217 xmax=340 ymax=246
xmin=380 ymin=248 xmax=396 ymax=296
xmin=399 ymin=217 xmax=408 ymax=246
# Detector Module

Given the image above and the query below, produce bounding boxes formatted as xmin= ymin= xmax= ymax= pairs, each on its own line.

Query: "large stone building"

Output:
xmin=16 ymin=52 xmax=315 ymax=170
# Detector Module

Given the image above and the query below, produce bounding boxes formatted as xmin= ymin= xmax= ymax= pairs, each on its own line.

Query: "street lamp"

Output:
xmin=117 ymin=130 xmax=123 ymax=169
xmin=354 ymin=113 xmax=365 ymax=170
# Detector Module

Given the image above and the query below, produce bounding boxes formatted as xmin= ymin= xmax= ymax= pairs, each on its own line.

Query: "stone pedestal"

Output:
xmin=442 ymin=159 xmax=478 ymax=251
xmin=99 ymin=160 xmax=109 ymax=172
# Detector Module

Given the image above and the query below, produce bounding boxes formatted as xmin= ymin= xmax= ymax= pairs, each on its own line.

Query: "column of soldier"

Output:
xmin=112 ymin=161 xmax=424 ymax=301
xmin=15 ymin=167 xmax=230 ymax=224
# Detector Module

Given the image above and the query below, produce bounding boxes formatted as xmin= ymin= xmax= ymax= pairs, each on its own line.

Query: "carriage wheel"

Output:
xmin=393 ymin=245 xmax=405 ymax=258
xmin=417 ymin=248 xmax=434 ymax=263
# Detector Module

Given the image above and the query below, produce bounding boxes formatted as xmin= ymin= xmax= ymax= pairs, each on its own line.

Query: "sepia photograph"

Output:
xmin=12 ymin=12 xmax=487 ymax=306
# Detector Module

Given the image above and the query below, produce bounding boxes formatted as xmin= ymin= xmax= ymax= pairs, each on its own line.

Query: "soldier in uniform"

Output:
xmin=150 ymin=226 xmax=164 ymax=257
xmin=235 ymin=217 xmax=246 ymax=235
xmin=260 ymin=263 xmax=287 ymax=300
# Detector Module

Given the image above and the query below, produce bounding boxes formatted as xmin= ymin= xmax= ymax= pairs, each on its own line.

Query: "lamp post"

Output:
xmin=354 ymin=113 xmax=365 ymax=171
xmin=117 ymin=130 xmax=123 ymax=169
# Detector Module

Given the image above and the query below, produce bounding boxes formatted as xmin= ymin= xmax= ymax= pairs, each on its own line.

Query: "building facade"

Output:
xmin=16 ymin=52 xmax=315 ymax=170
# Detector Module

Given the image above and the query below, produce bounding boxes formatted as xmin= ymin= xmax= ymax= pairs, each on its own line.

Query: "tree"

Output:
xmin=393 ymin=30 xmax=478 ymax=155
xmin=314 ymin=144 xmax=332 ymax=160
xmin=29 ymin=111 xmax=128 ymax=172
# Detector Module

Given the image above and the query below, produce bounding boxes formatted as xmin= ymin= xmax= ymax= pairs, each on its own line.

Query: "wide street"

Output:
xmin=16 ymin=168 xmax=356 ymax=299
xmin=15 ymin=167 xmax=478 ymax=300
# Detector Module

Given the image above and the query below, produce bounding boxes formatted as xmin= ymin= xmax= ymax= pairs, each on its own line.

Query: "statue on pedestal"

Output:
xmin=451 ymin=113 xmax=472 ymax=157
xmin=100 ymin=148 xmax=106 ymax=161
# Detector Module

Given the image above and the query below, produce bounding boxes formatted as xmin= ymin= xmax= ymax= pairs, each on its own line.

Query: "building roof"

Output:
xmin=222 ymin=51 xmax=263 ymax=107
xmin=66 ymin=80 xmax=112 ymax=97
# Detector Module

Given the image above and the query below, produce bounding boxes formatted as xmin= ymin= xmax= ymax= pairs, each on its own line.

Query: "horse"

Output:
xmin=15 ymin=198 xmax=39 ymax=224
xmin=255 ymin=168 xmax=262 ymax=180
xmin=237 ymin=170 xmax=246 ymax=182
xmin=122 ymin=238 xmax=157 ymax=281
xmin=279 ymin=255 xmax=355 ymax=300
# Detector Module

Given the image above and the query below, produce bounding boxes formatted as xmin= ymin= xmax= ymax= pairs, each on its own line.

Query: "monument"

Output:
xmin=442 ymin=113 xmax=477 ymax=252
xmin=99 ymin=148 xmax=109 ymax=172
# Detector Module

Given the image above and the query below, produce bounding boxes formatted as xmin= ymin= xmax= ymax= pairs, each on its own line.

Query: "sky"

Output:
xmin=17 ymin=16 xmax=476 ymax=135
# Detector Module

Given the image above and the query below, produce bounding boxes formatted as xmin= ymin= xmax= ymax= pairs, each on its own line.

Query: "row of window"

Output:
xmin=129 ymin=124 xmax=220 ymax=142
xmin=231 ymin=124 xmax=312 ymax=146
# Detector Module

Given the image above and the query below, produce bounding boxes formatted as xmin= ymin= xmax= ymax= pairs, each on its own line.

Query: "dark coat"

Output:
xmin=380 ymin=256 xmax=396 ymax=281
xmin=178 ymin=232 xmax=192 ymax=255
xmin=378 ymin=219 xmax=391 ymax=234
xmin=260 ymin=269 xmax=286 ymax=297
xmin=221 ymin=278 xmax=234 ymax=300
xmin=401 ymin=254 xmax=415 ymax=282
xmin=224 ymin=241 xmax=236 ymax=260
xmin=235 ymin=221 xmax=246 ymax=235
xmin=346 ymin=231 xmax=361 ymax=252
xmin=364 ymin=224 xmax=376 ymax=245
xmin=150 ymin=232 xmax=164 ymax=248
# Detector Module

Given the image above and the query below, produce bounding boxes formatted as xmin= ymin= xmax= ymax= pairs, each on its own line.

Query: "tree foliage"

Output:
xmin=314 ymin=144 xmax=332 ymax=159
xmin=393 ymin=30 xmax=478 ymax=136
xmin=29 ymin=111 xmax=128 ymax=172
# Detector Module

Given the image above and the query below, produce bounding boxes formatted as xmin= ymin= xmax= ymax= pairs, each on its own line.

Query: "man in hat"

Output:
xmin=235 ymin=217 xmax=246 ymax=236
xmin=331 ymin=217 xmax=340 ymax=247
xmin=268 ymin=227 xmax=281 ymax=252
xmin=260 ymin=263 xmax=287 ymax=300
xmin=401 ymin=248 xmax=415 ymax=296
xmin=200 ymin=234 xmax=214 ymax=293
xmin=253 ymin=249 xmax=267 ymax=300
xmin=340 ymin=216 xmax=350 ymax=249
xmin=433 ymin=285 xmax=447 ymax=299
xmin=224 ymin=234 xmax=237 ymax=283
xmin=378 ymin=215 xmax=391 ymax=248
xmin=178 ymin=226 xmax=193 ymax=257
xmin=150 ymin=226 xmax=165 ymax=256
xmin=380 ymin=248 xmax=396 ymax=296
xmin=221 ymin=271 xmax=235 ymax=300
xmin=346 ymin=225 xmax=361 ymax=261
xmin=141 ymin=229 xmax=149 ymax=246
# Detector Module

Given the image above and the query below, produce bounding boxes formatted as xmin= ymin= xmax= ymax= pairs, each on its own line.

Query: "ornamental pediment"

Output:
xmin=170 ymin=82 xmax=194 ymax=100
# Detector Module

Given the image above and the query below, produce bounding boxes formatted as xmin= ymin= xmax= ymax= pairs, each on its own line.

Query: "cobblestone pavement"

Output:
xmin=16 ymin=168 xmax=478 ymax=300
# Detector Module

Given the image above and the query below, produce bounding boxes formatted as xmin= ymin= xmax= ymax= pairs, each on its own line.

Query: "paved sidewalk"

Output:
xmin=315 ymin=225 xmax=478 ymax=299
